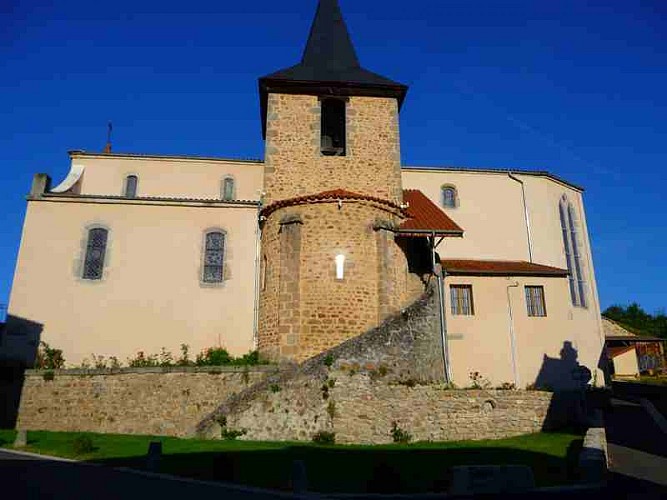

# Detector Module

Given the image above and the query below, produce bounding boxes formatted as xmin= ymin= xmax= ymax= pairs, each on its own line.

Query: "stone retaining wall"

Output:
xmin=16 ymin=366 xmax=277 ymax=437
xmin=198 ymin=287 xmax=565 ymax=444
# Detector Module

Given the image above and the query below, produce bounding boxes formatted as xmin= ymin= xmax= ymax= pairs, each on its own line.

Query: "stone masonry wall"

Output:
xmin=17 ymin=366 xmax=275 ymax=437
xmin=263 ymin=94 xmax=403 ymax=205
xmin=200 ymin=288 xmax=557 ymax=443
xmin=258 ymin=200 xmax=419 ymax=362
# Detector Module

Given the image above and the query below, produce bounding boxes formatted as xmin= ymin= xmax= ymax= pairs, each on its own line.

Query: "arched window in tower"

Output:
xmin=83 ymin=227 xmax=108 ymax=280
xmin=559 ymin=195 xmax=587 ymax=307
xmin=124 ymin=175 xmax=138 ymax=198
xmin=320 ymin=98 xmax=346 ymax=156
xmin=222 ymin=177 xmax=235 ymax=201
xmin=441 ymin=185 xmax=457 ymax=208
xmin=203 ymin=230 xmax=225 ymax=283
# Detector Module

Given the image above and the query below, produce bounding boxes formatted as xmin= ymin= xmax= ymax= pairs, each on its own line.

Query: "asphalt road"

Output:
xmin=0 ymin=449 xmax=297 ymax=500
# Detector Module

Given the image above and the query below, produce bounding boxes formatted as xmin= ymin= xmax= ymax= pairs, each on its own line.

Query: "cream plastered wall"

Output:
xmin=69 ymin=153 xmax=264 ymax=201
xmin=445 ymin=275 xmax=605 ymax=388
xmin=7 ymin=199 xmax=258 ymax=365
xmin=612 ymin=349 xmax=640 ymax=377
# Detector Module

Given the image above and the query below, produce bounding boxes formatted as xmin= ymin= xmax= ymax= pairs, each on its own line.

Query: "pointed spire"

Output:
xmin=259 ymin=0 xmax=408 ymax=137
xmin=300 ymin=0 xmax=359 ymax=72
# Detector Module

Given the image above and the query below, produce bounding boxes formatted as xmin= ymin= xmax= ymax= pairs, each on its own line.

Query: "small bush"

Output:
xmin=221 ymin=428 xmax=247 ymax=440
xmin=72 ymin=435 xmax=95 ymax=455
xmin=390 ymin=421 xmax=412 ymax=444
xmin=34 ymin=341 xmax=65 ymax=370
xmin=468 ymin=371 xmax=491 ymax=389
xmin=177 ymin=344 xmax=193 ymax=366
xmin=196 ymin=347 xmax=231 ymax=366
xmin=42 ymin=370 xmax=55 ymax=381
xmin=397 ymin=378 xmax=418 ymax=388
xmin=323 ymin=354 xmax=335 ymax=368
xmin=269 ymin=384 xmax=281 ymax=393
xmin=312 ymin=430 xmax=336 ymax=445
xmin=127 ymin=351 xmax=159 ymax=368
xmin=497 ymin=382 xmax=516 ymax=390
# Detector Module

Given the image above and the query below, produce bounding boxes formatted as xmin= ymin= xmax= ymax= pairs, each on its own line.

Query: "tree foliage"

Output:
xmin=603 ymin=303 xmax=667 ymax=339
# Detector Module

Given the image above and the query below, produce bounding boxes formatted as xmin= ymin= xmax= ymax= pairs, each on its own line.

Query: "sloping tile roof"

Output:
xmin=441 ymin=259 xmax=568 ymax=277
xmin=603 ymin=317 xmax=665 ymax=342
xmin=602 ymin=317 xmax=638 ymax=338
xmin=399 ymin=189 xmax=464 ymax=236
xmin=260 ymin=189 xmax=402 ymax=217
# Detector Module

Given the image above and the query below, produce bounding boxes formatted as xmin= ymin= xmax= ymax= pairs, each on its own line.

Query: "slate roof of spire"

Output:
xmin=258 ymin=0 xmax=408 ymax=136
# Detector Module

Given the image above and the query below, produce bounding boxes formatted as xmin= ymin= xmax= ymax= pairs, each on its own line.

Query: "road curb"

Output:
xmin=0 ymin=447 xmax=76 ymax=462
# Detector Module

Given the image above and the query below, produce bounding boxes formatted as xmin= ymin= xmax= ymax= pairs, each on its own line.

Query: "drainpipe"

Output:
xmin=508 ymin=172 xmax=533 ymax=263
xmin=506 ymin=281 xmax=521 ymax=387
xmin=252 ymin=199 xmax=264 ymax=350
xmin=431 ymin=233 xmax=451 ymax=384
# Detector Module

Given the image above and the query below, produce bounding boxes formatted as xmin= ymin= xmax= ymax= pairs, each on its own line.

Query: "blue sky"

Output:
xmin=1 ymin=0 xmax=665 ymax=314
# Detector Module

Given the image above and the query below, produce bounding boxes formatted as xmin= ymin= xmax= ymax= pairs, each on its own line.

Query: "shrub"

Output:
xmin=312 ymin=430 xmax=336 ymax=445
xmin=468 ymin=371 xmax=491 ymax=389
xmin=34 ymin=341 xmax=65 ymax=370
xmin=42 ymin=370 xmax=55 ymax=381
xmin=233 ymin=350 xmax=261 ymax=366
xmin=177 ymin=344 xmax=193 ymax=366
xmin=159 ymin=347 xmax=173 ymax=367
xmin=390 ymin=421 xmax=412 ymax=444
xmin=221 ymin=428 xmax=248 ymax=440
xmin=497 ymin=382 xmax=516 ymax=390
xmin=196 ymin=347 xmax=231 ymax=366
xmin=72 ymin=435 xmax=95 ymax=455
xmin=323 ymin=354 xmax=335 ymax=368
xmin=216 ymin=414 xmax=247 ymax=440
xmin=127 ymin=351 xmax=159 ymax=368
xmin=269 ymin=384 xmax=281 ymax=393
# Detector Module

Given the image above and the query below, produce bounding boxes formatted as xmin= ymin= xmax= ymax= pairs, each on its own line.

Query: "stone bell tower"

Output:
xmin=257 ymin=0 xmax=412 ymax=361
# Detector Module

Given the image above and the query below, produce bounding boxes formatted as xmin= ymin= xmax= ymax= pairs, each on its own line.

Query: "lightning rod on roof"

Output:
xmin=103 ymin=121 xmax=113 ymax=153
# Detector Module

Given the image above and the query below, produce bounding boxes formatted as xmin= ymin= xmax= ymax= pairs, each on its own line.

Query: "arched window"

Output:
xmin=83 ymin=228 xmax=108 ymax=280
xmin=559 ymin=195 xmax=587 ymax=307
xmin=203 ymin=230 xmax=225 ymax=283
xmin=222 ymin=177 xmax=235 ymax=201
xmin=441 ymin=185 xmax=457 ymax=208
xmin=124 ymin=175 xmax=138 ymax=198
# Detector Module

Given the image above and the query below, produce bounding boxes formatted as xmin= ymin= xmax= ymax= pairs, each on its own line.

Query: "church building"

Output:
xmin=3 ymin=0 xmax=605 ymax=388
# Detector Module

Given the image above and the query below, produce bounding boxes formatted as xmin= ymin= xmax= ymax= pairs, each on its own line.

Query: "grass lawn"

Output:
xmin=636 ymin=375 xmax=667 ymax=386
xmin=0 ymin=429 xmax=583 ymax=493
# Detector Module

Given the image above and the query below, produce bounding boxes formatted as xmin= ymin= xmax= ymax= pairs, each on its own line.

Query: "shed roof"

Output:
xmin=398 ymin=189 xmax=464 ymax=237
xmin=441 ymin=259 xmax=568 ymax=277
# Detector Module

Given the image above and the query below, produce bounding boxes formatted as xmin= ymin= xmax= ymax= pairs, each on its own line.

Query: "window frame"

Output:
xmin=450 ymin=284 xmax=474 ymax=316
xmin=441 ymin=185 xmax=458 ymax=208
xmin=221 ymin=176 xmax=235 ymax=201
xmin=559 ymin=195 xmax=587 ymax=308
xmin=525 ymin=285 xmax=547 ymax=317
xmin=201 ymin=229 xmax=226 ymax=285
xmin=82 ymin=227 xmax=109 ymax=281
xmin=124 ymin=175 xmax=138 ymax=198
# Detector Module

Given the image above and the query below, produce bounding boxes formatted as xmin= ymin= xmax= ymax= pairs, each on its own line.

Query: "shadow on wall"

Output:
xmin=0 ymin=315 xmax=43 ymax=428
xmin=535 ymin=341 xmax=593 ymax=431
